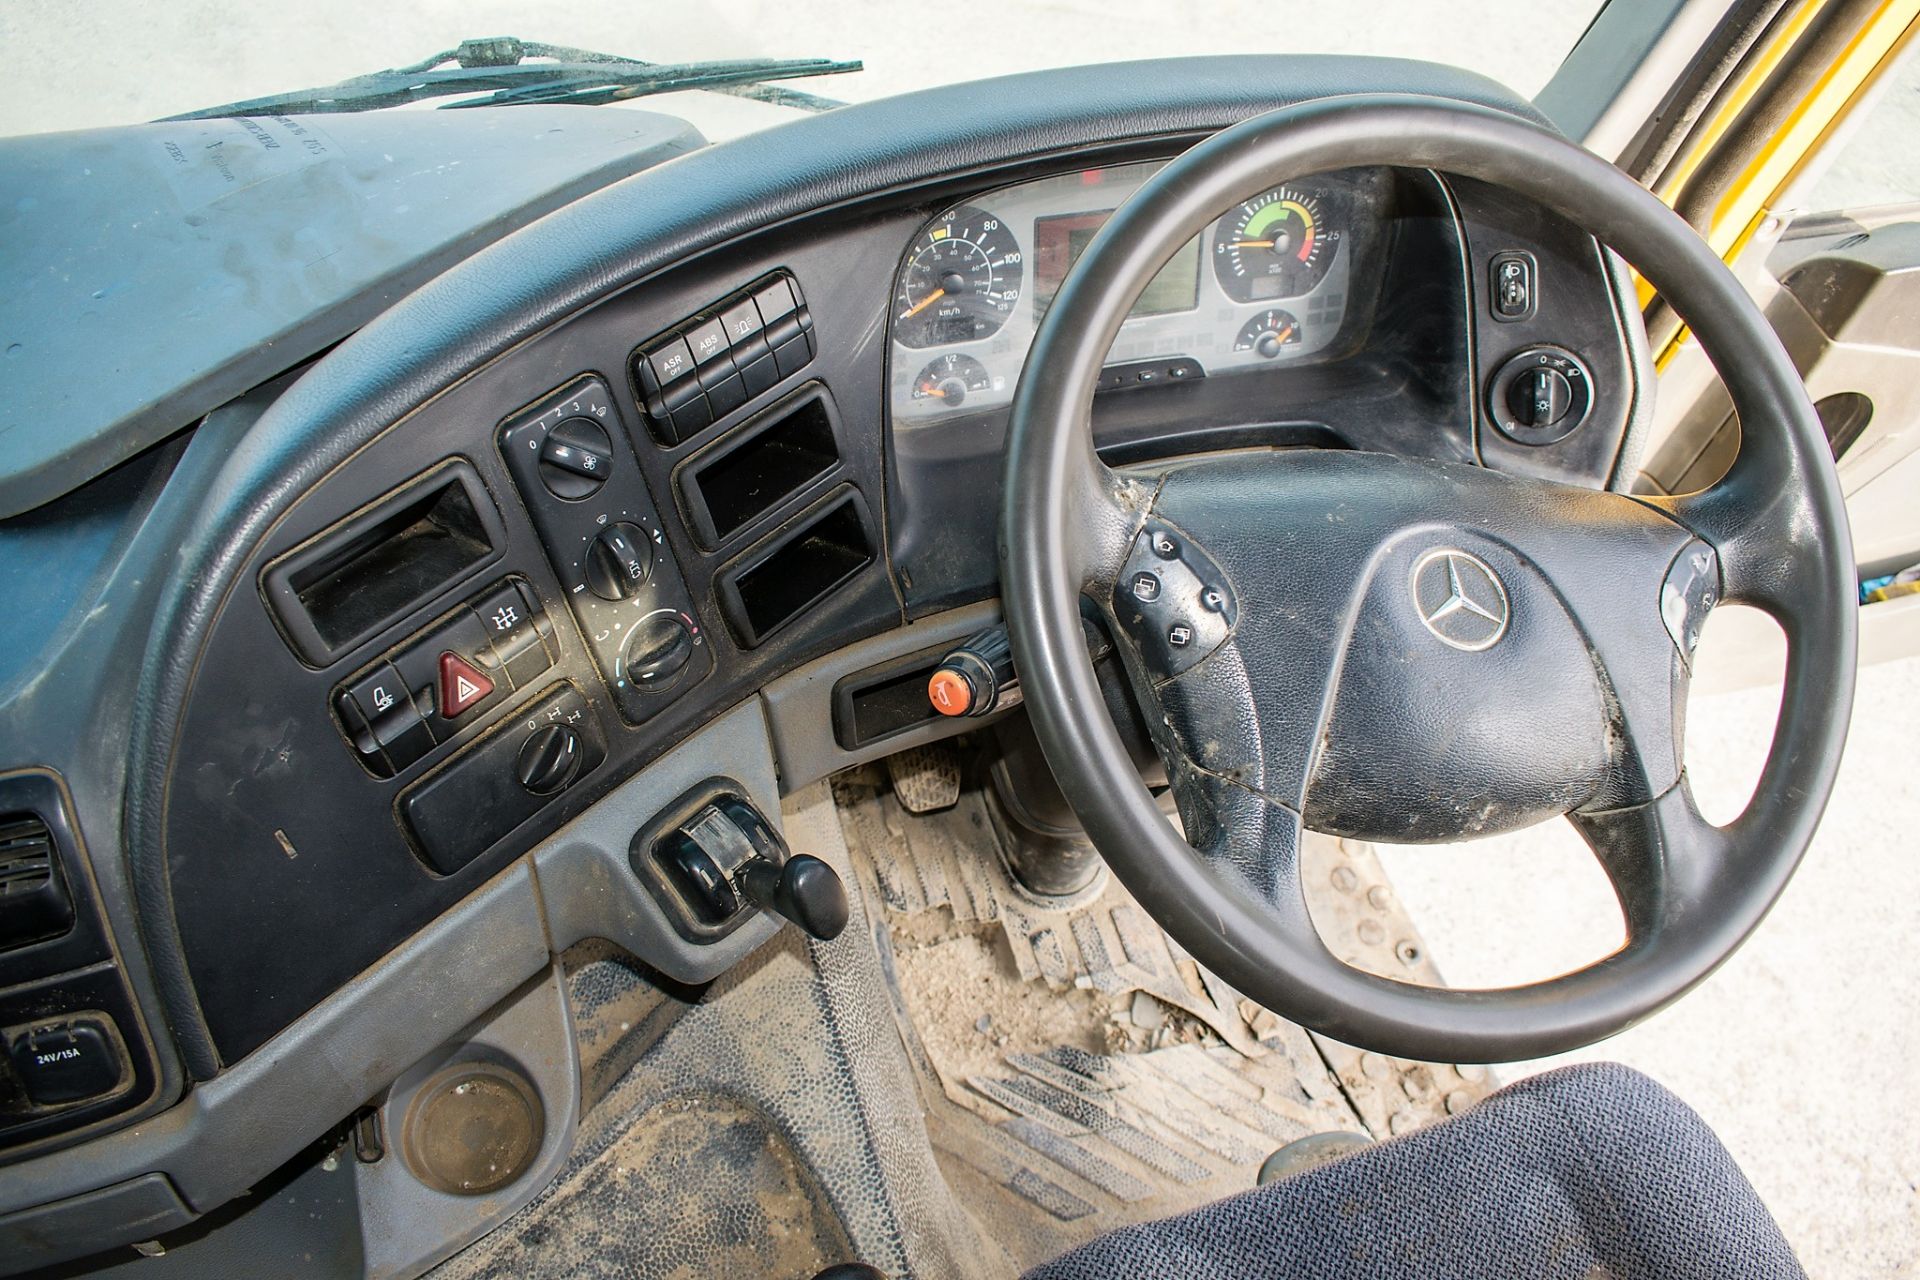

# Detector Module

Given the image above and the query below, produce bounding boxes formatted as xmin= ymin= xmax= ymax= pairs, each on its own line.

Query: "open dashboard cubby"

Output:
xmin=715 ymin=487 xmax=875 ymax=648
xmin=678 ymin=384 xmax=843 ymax=549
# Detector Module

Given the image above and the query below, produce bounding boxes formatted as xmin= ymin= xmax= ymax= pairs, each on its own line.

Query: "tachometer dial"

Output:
xmin=1211 ymin=188 xmax=1339 ymax=302
xmin=894 ymin=204 xmax=1025 ymax=349
xmin=911 ymin=353 xmax=994 ymax=408
xmin=1234 ymin=309 xmax=1303 ymax=358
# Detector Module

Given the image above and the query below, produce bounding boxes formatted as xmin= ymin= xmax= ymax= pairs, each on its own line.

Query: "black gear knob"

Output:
xmin=737 ymin=854 xmax=849 ymax=942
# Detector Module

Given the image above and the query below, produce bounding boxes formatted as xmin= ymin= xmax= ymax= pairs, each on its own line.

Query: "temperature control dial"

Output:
xmin=624 ymin=612 xmax=696 ymax=690
xmin=584 ymin=523 xmax=654 ymax=600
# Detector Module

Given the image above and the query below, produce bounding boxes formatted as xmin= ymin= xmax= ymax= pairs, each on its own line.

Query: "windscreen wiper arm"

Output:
xmin=161 ymin=37 xmax=862 ymax=121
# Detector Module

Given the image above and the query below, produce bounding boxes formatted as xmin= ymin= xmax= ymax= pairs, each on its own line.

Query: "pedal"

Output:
xmin=886 ymin=743 xmax=962 ymax=814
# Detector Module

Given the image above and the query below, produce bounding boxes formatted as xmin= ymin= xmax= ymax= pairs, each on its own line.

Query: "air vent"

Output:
xmin=0 ymin=813 xmax=73 ymax=951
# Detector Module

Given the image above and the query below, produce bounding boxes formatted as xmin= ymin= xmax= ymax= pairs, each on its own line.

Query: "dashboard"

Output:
xmin=888 ymin=162 xmax=1388 ymax=423
xmin=0 ymin=57 xmax=1650 ymax=1273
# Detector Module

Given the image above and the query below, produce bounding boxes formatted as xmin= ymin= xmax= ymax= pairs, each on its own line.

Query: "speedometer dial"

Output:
xmin=893 ymin=204 xmax=1025 ymax=349
xmin=1211 ymin=188 xmax=1339 ymax=302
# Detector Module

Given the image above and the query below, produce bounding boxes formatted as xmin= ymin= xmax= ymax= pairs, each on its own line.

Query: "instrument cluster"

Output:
xmin=888 ymin=160 xmax=1385 ymax=424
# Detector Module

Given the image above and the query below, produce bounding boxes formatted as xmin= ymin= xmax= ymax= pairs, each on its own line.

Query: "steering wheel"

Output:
xmin=1002 ymin=95 xmax=1857 ymax=1064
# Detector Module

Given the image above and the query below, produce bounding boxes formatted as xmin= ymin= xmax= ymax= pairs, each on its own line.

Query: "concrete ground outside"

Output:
xmin=1380 ymin=632 xmax=1920 ymax=1278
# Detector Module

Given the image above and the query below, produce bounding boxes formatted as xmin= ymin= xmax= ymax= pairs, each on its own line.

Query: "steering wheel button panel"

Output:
xmin=1111 ymin=522 xmax=1236 ymax=679
xmin=1660 ymin=540 xmax=1722 ymax=663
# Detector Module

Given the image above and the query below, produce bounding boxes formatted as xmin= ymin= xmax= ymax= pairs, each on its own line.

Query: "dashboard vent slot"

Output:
xmin=0 ymin=812 xmax=74 ymax=952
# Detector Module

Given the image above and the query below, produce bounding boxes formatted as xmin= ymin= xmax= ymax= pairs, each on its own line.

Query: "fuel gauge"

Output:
xmin=912 ymin=353 xmax=994 ymax=408
xmin=1234 ymin=310 xmax=1303 ymax=359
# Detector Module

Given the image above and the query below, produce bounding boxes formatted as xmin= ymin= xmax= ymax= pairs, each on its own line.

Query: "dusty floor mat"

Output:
xmin=429 ymin=945 xmax=856 ymax=1280
xmin=434 ymin=807 xmax=1010 ymax=1280
xmin=434 ymin=1085 xmax=851 ymax=1280
xmin=833 ymin=766 xmax=1494 ymax=1268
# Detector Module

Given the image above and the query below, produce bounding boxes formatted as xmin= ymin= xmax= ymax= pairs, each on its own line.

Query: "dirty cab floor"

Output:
xmin=838 ymin=752 xmax=1493 ymax=1268
xmin=435 ymin=750 xmax=1490 ymax=1279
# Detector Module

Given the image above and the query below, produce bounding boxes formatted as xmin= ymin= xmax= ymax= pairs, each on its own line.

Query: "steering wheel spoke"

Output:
xmin=1572 ymin=782 xmax=1729 ymax=945
xmin=1653 ymin=437 xmax=1820 ymax=619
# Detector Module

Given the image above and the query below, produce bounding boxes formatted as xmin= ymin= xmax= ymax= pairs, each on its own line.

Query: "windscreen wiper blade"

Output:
xmin=161 ymin=37 xmax=862 ymax=121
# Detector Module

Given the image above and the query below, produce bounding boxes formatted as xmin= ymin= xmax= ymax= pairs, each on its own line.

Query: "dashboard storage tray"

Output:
xmin=678 ymin=384 xmax=842 ymax=548
xmin=260 ymin=460 xmax=505 ymax=666
xmin=715 ymin=487 xmax=875 ymax=648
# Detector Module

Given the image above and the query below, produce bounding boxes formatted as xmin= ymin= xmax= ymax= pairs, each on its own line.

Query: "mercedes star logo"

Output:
xmin=1410 ymin=549 xmax=1510 ymax=651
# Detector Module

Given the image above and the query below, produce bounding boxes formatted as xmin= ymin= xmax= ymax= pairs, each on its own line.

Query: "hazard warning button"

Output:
xmin=438 ymin=651 xmax=495 ymax=719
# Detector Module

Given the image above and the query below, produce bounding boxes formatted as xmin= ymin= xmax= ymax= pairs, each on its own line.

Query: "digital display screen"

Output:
xmin=1032 ymin=210 xmax=1200 ymax=322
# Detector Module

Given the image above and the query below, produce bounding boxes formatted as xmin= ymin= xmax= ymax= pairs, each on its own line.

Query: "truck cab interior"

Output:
xmin=1 ymin=1 xmax=1913 ymax=1275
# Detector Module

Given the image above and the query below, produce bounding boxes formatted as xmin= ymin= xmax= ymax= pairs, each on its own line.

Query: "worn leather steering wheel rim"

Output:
xmin=1001 ymin=94 xmax=1857 ymax=1063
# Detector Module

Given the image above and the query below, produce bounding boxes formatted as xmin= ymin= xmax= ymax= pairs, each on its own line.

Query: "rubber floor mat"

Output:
xmin=834 ymin=766 xmax=1495 ymax=1267
xmin=433 ymin=1089 xmax=850 ymax=1280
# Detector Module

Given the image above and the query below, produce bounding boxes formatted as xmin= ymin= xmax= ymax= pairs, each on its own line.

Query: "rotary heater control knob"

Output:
xmin=584 ymin=523 xmax=654 ymax=601
xmin=624 ymin=612 xmax=695 ymax=689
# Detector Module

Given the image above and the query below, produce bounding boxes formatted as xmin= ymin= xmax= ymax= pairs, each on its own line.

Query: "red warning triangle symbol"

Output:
xmin=438 ymin=651 xmax=494 ymax=717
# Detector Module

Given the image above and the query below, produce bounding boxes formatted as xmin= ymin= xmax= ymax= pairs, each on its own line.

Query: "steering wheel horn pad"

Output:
xmin=1002 ymin=95 xmax=1856 ymax=1062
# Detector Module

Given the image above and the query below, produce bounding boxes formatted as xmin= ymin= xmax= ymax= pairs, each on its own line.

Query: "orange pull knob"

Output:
xmin=927 ymin=668 xmax=974 ymax=717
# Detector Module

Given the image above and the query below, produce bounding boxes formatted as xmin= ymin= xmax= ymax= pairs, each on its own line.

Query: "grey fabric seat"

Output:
xmin=1025 ymin=1061 xmax=1805 ymax=1280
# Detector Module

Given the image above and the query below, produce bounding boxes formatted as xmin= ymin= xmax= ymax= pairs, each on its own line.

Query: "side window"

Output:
xmin=1767 ymin=42 xmax=1920 ymax=595
xmin=1800 ymin=47 xmax=1920 ymax=212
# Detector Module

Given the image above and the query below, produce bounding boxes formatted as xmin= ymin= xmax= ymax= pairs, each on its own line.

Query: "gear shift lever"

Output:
xmin=737 ymin=854 xmax=849 ymax=941
xmin=644 ymin=788 xmax=850 ymax=942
